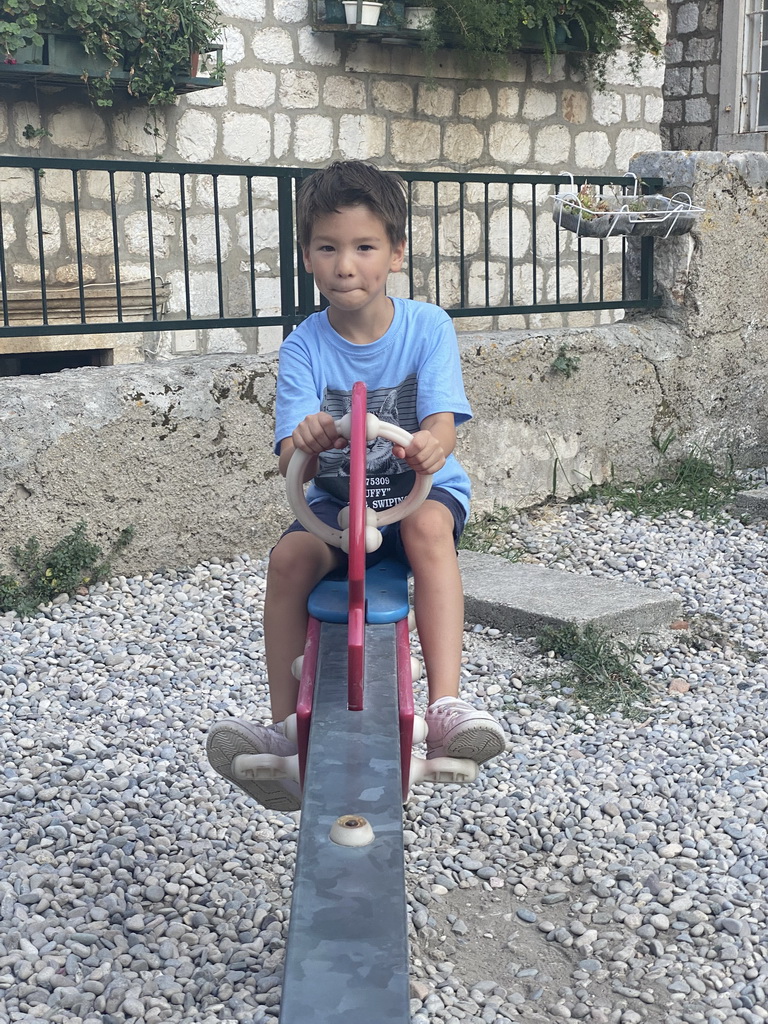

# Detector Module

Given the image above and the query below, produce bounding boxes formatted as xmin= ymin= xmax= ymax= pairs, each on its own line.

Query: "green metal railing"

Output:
xmin=0 ymin=157 xmax=661 ymax=341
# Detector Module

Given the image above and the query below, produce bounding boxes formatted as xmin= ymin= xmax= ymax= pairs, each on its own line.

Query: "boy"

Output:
xmin=207 ymin=160 xmax=505 ymax=811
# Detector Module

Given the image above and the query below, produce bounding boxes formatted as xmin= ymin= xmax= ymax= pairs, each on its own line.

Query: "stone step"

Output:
xmin=732 ymin=489 xmax=768 ymax=518
xmin=459 ymin=551 xmax=682 ymax=637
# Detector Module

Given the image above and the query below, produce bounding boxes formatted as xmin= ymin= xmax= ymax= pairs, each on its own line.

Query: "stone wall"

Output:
xmin=2 ymin=3 xmax=667 ymax=174
xmin=661 ymin=0 xmax=721 ymax=150
xmin=0 ymin=1 xmax=666 ymax=362
xmin=1 ymin=151 xmax=766 ymax=577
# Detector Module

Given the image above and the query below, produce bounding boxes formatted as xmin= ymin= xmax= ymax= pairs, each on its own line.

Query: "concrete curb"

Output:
xmin=732 ymin=489 xmax=768 ymax=518
xmin=459 ymin=551 xmax=683 ymax=637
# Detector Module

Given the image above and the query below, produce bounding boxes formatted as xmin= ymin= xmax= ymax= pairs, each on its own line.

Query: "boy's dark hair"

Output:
xmin=297 ymin=161 xmax=407 ymax=249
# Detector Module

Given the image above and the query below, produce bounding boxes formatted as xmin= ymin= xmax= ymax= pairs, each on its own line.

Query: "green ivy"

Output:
xmin=426 ymin=0 xmax=661 ymax=85
xmin=1 ymin=0 xmax=222 ymax=108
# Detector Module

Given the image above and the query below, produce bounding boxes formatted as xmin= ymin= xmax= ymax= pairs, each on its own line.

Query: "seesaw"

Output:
xmin=230 ymin=381 xmax=479 ymax=1022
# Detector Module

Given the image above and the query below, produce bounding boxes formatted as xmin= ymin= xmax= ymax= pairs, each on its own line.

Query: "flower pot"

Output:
xmin=404 ymin=5 xmax=434 ymax=29
xmin=343 ymin=1 xmax=383 ymax=25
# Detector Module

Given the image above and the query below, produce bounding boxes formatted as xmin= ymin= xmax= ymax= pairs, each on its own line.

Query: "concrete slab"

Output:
xmin=459 ymin=551 xmax=683 ymax=637
xmin=733 ymin=489 xmax=768 ymax=518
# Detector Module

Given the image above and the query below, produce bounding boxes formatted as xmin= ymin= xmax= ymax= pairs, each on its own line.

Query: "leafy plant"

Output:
xmin=0 ymin=0 xmax=223 ymax=107
xmin=537 ymin=622 xmax=650 ymax=718
xmin=424 ymin=0 xmax=661 ymax=85
xmin=571 ymin=0 xmax=661 ymax=87
xmin=0 ymin=521 xmax=134 ymax=617
xmin=550 ymin=344 xmax=581 ymax=378
xmin=22 ymin=122 xmax=52 ymax=139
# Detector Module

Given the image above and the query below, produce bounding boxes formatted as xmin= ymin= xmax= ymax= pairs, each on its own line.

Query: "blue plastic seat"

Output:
xmin=308 ymin=558 xmax=410 ymax=624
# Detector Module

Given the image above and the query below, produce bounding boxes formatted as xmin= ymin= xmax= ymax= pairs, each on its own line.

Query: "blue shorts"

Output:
xmin=282 ymin=486 xmax=466 ymax=569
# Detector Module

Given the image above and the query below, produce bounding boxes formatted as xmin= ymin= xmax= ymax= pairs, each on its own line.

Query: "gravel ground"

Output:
xmin=0 ymin=493 xmax=766 ymax=1024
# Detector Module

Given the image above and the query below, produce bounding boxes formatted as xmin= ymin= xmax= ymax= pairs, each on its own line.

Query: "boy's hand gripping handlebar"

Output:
xmin=284 ymin=413 xmax=434 ymax=551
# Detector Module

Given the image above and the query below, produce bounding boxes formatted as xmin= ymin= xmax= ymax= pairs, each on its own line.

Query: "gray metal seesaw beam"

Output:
xmin=278 ymin=621 xmax=410 ymax=1024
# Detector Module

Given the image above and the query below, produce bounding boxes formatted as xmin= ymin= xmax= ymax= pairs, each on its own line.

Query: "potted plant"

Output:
xmin=404 ymin=5 xmax=435 ymax=29
xmin=552 ymin=181 xmax=704 ymax=238
xmin=0 ymin=0 xmax=224 ymax=107
xmin=422 ymin=0 xmax=661 ymax=84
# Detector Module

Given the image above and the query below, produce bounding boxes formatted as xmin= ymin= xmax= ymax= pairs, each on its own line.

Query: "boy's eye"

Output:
xmin=358 ymin=244 xmax=374 ymax=251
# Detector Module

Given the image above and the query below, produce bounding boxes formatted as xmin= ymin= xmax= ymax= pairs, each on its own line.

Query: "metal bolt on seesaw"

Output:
xmin=232 ymin=382 xmax=479 ymax=1022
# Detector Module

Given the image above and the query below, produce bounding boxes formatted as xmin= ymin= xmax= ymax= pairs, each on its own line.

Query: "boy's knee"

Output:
xmin=268 ymin=531 xmax=338 ymax=585
xmin=400 ymin=502 xmax=455 ymax=549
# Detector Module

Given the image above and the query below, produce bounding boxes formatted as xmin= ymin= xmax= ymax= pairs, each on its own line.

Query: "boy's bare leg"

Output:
xmin=399 ymin=500 xmax=463 ymax=703
xmin=264 ymin=531 xmax=342 ymax=723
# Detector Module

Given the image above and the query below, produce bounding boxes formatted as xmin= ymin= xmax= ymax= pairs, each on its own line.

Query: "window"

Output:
xmin=744 ymin=2 xmax=768 ymax=129
xmin=718 ymin=1 xmax=768 ymax=148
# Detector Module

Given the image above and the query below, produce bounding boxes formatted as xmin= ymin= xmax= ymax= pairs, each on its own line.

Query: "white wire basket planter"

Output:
xmin=552 ymin=174 xmax=705 ymax=239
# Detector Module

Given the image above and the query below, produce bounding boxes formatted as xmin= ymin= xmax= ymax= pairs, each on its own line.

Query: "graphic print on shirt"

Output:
xmin=315 ymin=376 xmax=418 ymax=511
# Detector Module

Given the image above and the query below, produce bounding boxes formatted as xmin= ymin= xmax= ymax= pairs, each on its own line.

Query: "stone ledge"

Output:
xmin=459 ymin=550 xmax=683 ymax=637
xmin=732 ymin=489 xmax=768 ymax=518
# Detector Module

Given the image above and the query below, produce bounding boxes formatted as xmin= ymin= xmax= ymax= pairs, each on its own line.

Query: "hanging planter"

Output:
xmin=552 ymin=176 xmax=704 ymax=240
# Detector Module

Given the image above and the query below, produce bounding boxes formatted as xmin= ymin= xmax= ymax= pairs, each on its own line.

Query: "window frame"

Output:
xmin=717 ymin=0 xmax=768 ymax=149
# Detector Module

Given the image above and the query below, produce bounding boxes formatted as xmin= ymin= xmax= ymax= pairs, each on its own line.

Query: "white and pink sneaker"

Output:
xmin=206 ymin=718 xmax=301 ymax=812
xmin=424 ymin=697 xmax=506 ymax=765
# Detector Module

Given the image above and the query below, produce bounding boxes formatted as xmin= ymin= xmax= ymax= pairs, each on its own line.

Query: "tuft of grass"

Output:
xmin=0 ymin=522 xmax=134 ymax=618
xmin=536 ymin=622 xmax=650 ymax=719
xmin=586 ymin=447 xmax=740 ymax=519
xmin=459 ymin=506 xmax=523 ymax=561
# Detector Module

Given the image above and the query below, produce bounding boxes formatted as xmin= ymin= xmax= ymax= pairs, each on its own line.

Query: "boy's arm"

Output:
xmin=392 ymin=411 xmax=456 ymax=476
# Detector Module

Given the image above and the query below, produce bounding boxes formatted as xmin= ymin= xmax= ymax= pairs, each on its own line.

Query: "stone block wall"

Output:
xmin=1 ymin=152 xmax=766 ymax=576
xmin=0 ymin=0 xmax=666 ymax=362
xmin=661 ymin=0 xmax=722 ymax=150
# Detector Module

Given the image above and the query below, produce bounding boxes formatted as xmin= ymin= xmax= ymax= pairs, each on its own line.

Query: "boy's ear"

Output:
xmin=390 ymin=238 xmax=406 ymax=272
xmin=301 ymin=246 xmax=313 ymax=273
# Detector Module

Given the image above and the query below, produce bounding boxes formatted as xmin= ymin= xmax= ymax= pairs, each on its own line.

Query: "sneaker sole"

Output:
xmin=206 ymin=721 xmax=301 ymax=812
xmin=430 ymin=721 xmax=506 ymax=766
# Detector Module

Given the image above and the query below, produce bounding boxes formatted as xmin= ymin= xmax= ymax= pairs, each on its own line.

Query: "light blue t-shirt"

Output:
xmin=275 ymin=297 xmax=472 ymax=517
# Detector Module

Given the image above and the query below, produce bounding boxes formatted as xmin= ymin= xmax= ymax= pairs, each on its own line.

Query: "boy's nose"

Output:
xmin=335 ymin=250 xmax=354 ymax=275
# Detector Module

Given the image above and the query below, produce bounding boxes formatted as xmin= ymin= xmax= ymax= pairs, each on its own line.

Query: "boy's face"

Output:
xmin=302 ymin=205 xmax=405 ymax=319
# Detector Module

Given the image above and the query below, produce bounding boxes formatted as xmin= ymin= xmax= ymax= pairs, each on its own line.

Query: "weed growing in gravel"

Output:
xmin=536 ymin=622 xmax=650 ymax=719
xmin=586 ymin=447 xmax=740 ymax=519
xmin=459 ymin=506 xmax=524 ymax=560
xmin=0 ymin=522 xmax=134 ymax=617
